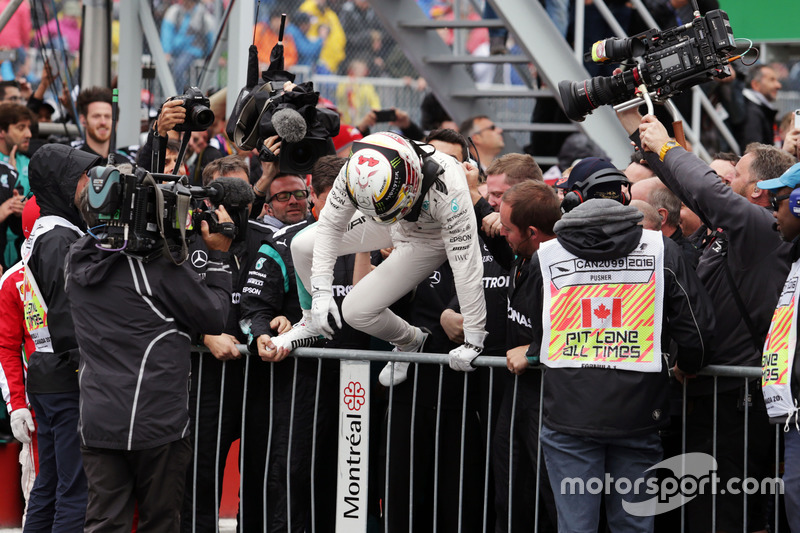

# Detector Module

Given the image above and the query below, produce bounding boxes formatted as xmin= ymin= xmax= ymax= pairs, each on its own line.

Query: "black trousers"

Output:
xmin=685 ymin=382 xmax=774 ymax=533
xmin=491 ymin=372 xmax=557 ymax=533
xmin=181 ymin=354 xmax=244 ymax=533
xmin=82 ymin=437 xmax=192 ymax=533
xmin=239 ymin=357 xmax=338 ymax=533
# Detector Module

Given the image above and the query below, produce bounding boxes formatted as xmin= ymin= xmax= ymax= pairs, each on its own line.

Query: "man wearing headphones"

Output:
xmin=755 ymin=162 xmax=800 ymax=530
xmin=522 ymin=157 xmax=714 ymax=532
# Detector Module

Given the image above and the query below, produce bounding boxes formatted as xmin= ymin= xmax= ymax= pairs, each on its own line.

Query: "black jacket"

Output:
xmin=239 ymin=214 xmax=367 ymax=348
xmin=66 ymin=235 xmax=231 ymax=450
xmin=188 ymin=218 xmax=274 ymax=338
xmin=25 ymin=144 xmax=100 ymax=394
xmin=526 ymin=200 xmax=715 ymax=437
xmin=737 ymin=90 xmax=778 ymax=147
xmin=634 ymin=134 xmax=792 ymax=392
xmin=0 ymin=160 xmax=21 ymax=271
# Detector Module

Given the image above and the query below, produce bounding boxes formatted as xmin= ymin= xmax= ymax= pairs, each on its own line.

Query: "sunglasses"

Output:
xmin=474 ymin=124 xmax=498 ymax=135
xmin=770 ymin=193 xmax=791 ymax=211
xmin=267 ymin=189 xmax=309 ymax=203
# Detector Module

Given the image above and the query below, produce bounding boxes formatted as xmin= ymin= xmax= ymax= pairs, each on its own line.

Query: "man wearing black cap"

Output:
xmin=523 ymin=157 xmax=714 ymax=532
xmin=21 ymin=143 xmax=101 ymax=532
xmin=753 ymin=162 xmax=800 ymax=530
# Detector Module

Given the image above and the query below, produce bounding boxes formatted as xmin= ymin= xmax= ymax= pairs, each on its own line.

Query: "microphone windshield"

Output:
xmin=213 ymin=177 xmax=256 ymax=208
xmin=272 ymin=108 xmax=307 ymax=143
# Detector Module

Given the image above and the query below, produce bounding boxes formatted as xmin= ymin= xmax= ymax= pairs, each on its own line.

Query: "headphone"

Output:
xmin=560 ymin=168 xmax=631 ymax=213
xmin=790 ymin=188 xmax=800 ymax=218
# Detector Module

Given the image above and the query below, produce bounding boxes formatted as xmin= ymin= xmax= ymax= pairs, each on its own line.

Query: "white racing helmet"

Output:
xmin=345 ymin=132 xmax=423 ymax=224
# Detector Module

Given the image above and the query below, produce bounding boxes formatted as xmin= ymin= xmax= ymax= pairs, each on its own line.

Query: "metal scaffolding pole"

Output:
xmin=116 ymin=0 xmax=143 ymax=147
xmin=80 ymin=0 xmax=112 ymax=90
xmin=226 ymin=0 xmax=254 ymax=122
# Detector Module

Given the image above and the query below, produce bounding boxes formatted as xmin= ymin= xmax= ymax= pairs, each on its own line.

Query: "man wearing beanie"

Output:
xmin=522 ymin=157 xmax=714 ymax=531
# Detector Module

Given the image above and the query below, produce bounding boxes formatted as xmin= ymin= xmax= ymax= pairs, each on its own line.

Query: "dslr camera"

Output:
xmin=85 ymin=166 xmax=233 ymax=258
xmin=166 ymin=87 xmax=215 ymax=132
xmin=558 ymin=10 xmax=736 ymax=122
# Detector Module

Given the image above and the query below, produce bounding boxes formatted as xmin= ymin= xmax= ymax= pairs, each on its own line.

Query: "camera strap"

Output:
xmin=143 ymin=174 xmax=190 ymax=265
xmin=717 ymin=231 xmax=765 ymax=353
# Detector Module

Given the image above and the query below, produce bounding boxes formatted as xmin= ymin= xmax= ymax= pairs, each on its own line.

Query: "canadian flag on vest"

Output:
xmin=581 ymin=297 xmax=622 ymax=328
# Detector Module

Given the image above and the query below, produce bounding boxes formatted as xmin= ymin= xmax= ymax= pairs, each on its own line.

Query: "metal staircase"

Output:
xmin=369 ymin=0 xmax=635 ymax=167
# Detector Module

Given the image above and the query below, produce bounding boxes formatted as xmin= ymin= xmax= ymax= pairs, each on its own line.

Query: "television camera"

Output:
xmin=558 ymin=8 xmax=736 ymax=122
xmin=85 ymin=166 xmax=240 ymax=262
xmin=227 ymin=14 xmax=339 ymax=175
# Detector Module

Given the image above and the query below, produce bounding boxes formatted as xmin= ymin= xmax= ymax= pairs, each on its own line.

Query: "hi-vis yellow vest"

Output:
xmin=20 ymin=216 xmax=83 ymax=354
xmin=761 ymin=259 xmax=800 ymax=419
xmin=538 ymin=230 xmax=664 ymax=372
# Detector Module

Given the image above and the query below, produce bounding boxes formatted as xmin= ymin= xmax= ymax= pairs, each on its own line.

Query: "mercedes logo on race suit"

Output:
xmin=191 ymin=249 xmax=209 ymax=269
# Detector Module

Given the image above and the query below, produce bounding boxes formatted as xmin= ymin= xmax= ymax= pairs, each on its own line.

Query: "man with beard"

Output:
xmin=74 ymin=87 xmax=132 ymax=165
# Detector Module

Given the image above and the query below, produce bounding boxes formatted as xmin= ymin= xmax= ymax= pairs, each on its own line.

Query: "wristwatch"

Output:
xmin=658 ymin=140 xmax=681 ymax=162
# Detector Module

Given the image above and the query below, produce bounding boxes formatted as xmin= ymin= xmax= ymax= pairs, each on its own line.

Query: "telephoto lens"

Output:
xmin=557 ymin=69 xmax=637 ymax=122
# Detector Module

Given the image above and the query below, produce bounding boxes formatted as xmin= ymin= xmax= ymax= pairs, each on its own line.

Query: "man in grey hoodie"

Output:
xmin=523 ymin=157 xmax=714 ymax=532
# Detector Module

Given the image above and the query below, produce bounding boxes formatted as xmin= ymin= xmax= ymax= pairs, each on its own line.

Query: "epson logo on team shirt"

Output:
xmin=242 ymin=287 xmax=260 ymax=295
xmin=483 ymin=276 xmax=509 ymax=289
xmin=507 ymin=306 xmax=531 ymax=328
xmin=449 ymin=234 xmax=471 ymax=243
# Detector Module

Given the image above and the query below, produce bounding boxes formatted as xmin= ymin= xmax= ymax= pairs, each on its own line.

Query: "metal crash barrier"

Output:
xmin=185 ymin=345 xmax=783 ymax=533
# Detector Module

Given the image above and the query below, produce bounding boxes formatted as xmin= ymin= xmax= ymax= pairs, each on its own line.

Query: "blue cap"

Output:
xmin=756 ymin=162 xmax=800 ymax=191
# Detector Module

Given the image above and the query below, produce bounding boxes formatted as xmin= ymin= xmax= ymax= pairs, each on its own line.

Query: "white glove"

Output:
xmin=10 ymin=407 xmax=35 ymax=444
xmin=310 ymin=275 xmax=341 ymax=339
xmin=448 ymin=330 xmax=487 ymax=372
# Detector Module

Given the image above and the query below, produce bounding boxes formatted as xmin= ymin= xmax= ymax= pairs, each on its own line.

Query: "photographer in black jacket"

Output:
xmin=180 ymin=155 xmax=272 ymax=533
xmin=65 ymin=165 xmax=234 ymax=533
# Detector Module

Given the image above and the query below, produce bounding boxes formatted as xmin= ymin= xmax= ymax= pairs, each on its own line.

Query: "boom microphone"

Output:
xmin=272 ymin=108 xmax=307 ymax=143
xmin=203 ymin=177 xmax=256 ymax=208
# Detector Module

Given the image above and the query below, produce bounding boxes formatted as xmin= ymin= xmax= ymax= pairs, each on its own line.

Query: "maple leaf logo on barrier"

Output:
xmin=344 ymin=381 xmax=366 ymax=411
xmin=594 ymin=304 xmax=611 ymax=320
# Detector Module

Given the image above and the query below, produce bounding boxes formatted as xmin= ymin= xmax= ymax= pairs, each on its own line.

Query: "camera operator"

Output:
xmin=619 ymin=108 xmax=796 ymax=532
xmin=65 ymin=165 xmax=234 ymax=532
xmin=137 ymin=97 xmax=187 ymax=173
xmin=180 ymin=155 xmax=274 ymax=533
xmin=139 ymin=96 xmax=279 ymax=224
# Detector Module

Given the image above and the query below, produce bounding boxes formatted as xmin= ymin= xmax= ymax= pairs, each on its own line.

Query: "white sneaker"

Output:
xmin=272 ymin=320 xmax=323 ymax=352
xmin=379 ymin=328 xmax=430 ymax=387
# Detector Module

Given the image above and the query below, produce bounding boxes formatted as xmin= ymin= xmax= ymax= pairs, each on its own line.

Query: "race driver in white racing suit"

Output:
xmin=260 ymin=131 xmax=487 ymax=385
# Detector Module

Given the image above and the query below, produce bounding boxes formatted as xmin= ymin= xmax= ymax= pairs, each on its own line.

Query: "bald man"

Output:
xmin=632 ymin=177 xmax=700 ymax=268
